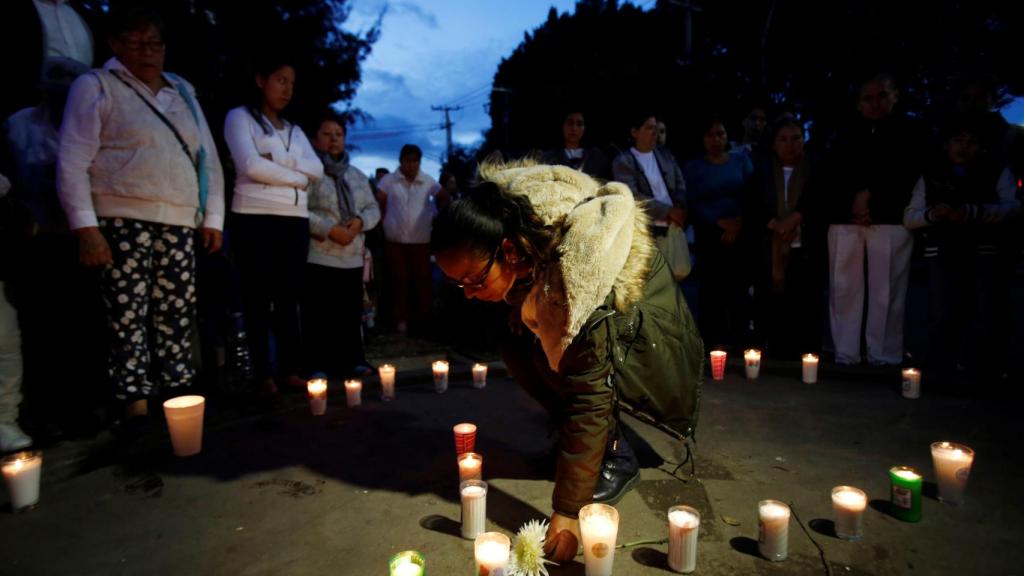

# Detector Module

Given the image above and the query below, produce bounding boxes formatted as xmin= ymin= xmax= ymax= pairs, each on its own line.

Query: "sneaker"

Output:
xmin=0 ymin=423 xmax=33 ymax=452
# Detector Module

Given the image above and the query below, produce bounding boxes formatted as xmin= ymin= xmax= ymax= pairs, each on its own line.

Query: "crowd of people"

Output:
xmin=0 ymin=2 xmax=1021 ymax=460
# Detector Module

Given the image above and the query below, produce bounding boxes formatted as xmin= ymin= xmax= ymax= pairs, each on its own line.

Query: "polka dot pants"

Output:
xmin=99 ymin=218 xmax=196 ymax=400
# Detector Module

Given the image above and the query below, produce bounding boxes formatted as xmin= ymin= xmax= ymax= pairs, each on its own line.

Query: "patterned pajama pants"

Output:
xmin=99 ymin=218 xmax=197 ymax=400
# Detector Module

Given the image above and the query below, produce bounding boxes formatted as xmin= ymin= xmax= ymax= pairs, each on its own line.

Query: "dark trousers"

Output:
xmin=753 ymin=246 xmax=821 ymax=359
xmin=694 ymin=223 xmax=751 ymax=350
xmin=231 ymin=213 xmax=308 ymax=382
xmin=383 ymin=241 xmax=432 ymax=331
xmin=302 ymin=263 xmax=366 ymax=376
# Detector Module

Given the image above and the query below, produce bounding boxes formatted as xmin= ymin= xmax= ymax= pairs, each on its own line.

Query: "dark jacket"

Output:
xmin=540 ymin=147 xmax=612 ymax=181
xmin=611 ymin=146 xmax=688 ymax=222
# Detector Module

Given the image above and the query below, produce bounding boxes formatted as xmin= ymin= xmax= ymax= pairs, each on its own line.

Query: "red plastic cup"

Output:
xmin=710 ymin=350 xmax=727 ymax=381
xmin=454 ymin=423 xmax=477 ymax=455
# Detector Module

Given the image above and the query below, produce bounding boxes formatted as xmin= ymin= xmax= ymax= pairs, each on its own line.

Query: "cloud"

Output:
xmin=386 ymin=1 xmax=439 ymax=29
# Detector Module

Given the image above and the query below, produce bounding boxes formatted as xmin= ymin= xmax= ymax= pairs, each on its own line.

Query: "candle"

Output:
xmin=667 ymin=505 xmax=700 ymax=573
xmin=453 ymin=422 xmax=478 ymax=455
xmin=474 ymin=532 xmax=510 ymax=575
xmin=344 ymin=379 xmax=362 ymax=407
xmin=432 ymin=360 xmax=449 ymax=394
xmin=388 ymin=550 xmax=425 ymax=576
xmin=889 ymin=466 xmax=923 ymax=522
xmin=802 ymin=354 xmax=819 ymax=384
xmin=831 ymin=486 xmax=867 ymax=541
xmin=579 ymin=503 xmax=619 ymax=576
xmin=901 ymin=368 xmax=921 ymax=399
xmin=461 ymin=479 xmax=488 ymax=540
xmin=162 ymin=395 xmax=205 ymax=457
xmin=757 ymin=500 xmax=790 ymax=562
xmin=458 ymin=452 xmax=483 ymax=483
xmin=472 ymin=363 xmax=488 ymax=389
xmin=307 ymin=378 xmax=327 ymax=416
xmin=709 ymin=350 xmax=727 ymax=381
xmin=2 ymin=451 xmax=42 ymax=511
xmin=744 ymin=349 xmax=762 ymax=380
xmin=931 ymin=441 xmax=975 ymax=505
xmin=379 ymin=364 xmax=396 ymax=401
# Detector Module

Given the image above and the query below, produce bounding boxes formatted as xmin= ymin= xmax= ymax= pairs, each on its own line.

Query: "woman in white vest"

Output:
xmin=57 ymin=6 xmax=225 ymax=428
xmin=224 ymin=56 xmax=323 ymax=397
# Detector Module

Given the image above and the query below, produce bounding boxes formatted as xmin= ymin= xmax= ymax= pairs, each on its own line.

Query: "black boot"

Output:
xmin=593 ymin=428 xmax=640 ymax=505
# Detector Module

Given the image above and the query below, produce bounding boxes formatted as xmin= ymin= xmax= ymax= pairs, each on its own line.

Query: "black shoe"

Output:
xmin=593 ymin=430 xmax=640 ymax=505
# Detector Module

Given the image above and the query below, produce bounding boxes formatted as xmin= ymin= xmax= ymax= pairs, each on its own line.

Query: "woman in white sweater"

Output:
xmin=224 ymin=57 xmax=322 ymax=397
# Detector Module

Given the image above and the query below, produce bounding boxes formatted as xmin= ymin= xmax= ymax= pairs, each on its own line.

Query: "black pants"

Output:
xmin=231 ymin=213 xmax=308 ymax=382
xmin=694 ymin=223 xmax=751 ymax=350
xmin=752 ymin=246 xmax=821 ymax=358
xmin=302 ymin=263 xmax=366 ymax=376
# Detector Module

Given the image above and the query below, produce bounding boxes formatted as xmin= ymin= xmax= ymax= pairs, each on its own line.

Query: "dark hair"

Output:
xmin=315 ymin=111 xmax=348 ymax=136
xmin=247 ymin=54 xmax=296 ymax=135
xmin=939 ymin=113 xmax=984 ymax=143
xmin=861 ymin=72 xmax=898 ymax=93
xmin=399 ymin=144 xmax=423 ymax=160
xmin=627 ymin=112 xmax=657 ymax=131
xmin=768 ymin=114 xmax=803 ymax=142
xmin=106 ymin=5 xmax=165 ymax=39
xmin=431 ymin=182 xmax=557 ymax=269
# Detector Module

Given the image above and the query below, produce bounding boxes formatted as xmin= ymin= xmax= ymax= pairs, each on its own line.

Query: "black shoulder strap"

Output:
xmin=110 ymin=70 xmax=196 ymax=168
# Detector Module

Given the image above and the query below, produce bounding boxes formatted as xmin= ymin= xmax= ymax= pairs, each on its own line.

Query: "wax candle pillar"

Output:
xmin=344 ymin=379 xmax=362 ymax=407
xmin=931 ymin=441 xmax=975 ymax=505
xmin=579 ymin=503 xmax=619 ymax=576
xmin=458 ymin=452 xmax=483 ymax=482
xmin=802 ymin=354 xmax=819 ymax=384
xmin=453 ymin=423 xmax=477 ymax=455
xmin=758 ymin=500 xmax=790 ymax=562
xmin=831 ymin=486 xmax=867 ymax=541
xmin=889 ymin=466 xmax=922 ymax=522
xmin=379 ymin=364 xmax=396 ymax=401
xmin=432 ymin=360 xmax=449 ymax=393
xmin=709 ymin=350 xmax=727 ymax=381
xmin=667 ymin=505 xmax=700 ymax=573
xmin=461 ymin=480 xmax=488 ymax=540
xmin=307 ymin=378 xmax=327 ymax=415
xmin=388 ymin=550 xmax=425 ymax=576
xmin=744 ymin=349 xmax=762 ymax=380
xmin=901 ymin=368 xmax=921 ymax=399
xmin=472 ymin=363 xmax=488 ymax=389
xmin=474 ymin=532 xmax=510 ymax=575
xmin=2 ymin=451 xmax=42 ymax=511
xmin=162 ymin=395 xmax=205 ymax=457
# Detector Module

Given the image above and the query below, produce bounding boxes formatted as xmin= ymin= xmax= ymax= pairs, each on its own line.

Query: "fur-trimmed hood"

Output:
xmin=480 ymin=161 xmax=655 ymax=371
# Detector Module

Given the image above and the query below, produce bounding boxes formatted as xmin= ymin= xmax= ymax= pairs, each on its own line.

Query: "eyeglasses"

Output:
xmin=120 ymin=38 xmax=166 ymax=53
xmin=448 ymin=246 xmax=501 ymax=290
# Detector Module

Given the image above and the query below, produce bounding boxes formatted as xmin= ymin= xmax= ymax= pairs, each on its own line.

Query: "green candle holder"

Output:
xmin=388 ymin=550 xmax=425 ymax=576
xmin=889 ymin=466 xmax=923 ymax=522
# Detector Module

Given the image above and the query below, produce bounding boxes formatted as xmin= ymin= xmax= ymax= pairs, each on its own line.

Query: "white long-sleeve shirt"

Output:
xmin=223 ymin=106 xmax=323 ymax=218
xmin=378 ymin=170 xmax=441 ymax=244
xmin=33 ymin=0 xmax=93 ymax=66
xmin=904 ymin=167 xmax=1019 ymax=229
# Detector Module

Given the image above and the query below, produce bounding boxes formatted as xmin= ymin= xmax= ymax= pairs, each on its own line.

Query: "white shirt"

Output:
xmin=631 ymin=147 xmax=671 ymax=226
xmin=379 ymin=170 xmax=441 ymax=244
xmin=565 ymin=148 xmax=584 ymax=160
xmin=33 ymin=0 xmax=93 ymax=66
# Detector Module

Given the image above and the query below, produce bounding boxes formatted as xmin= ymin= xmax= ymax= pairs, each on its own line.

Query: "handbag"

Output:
xmin=664 ymin=223 xmax=692 ymax=281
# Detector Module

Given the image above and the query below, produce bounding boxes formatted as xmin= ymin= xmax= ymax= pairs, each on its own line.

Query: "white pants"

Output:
xmin=828 ymin=224 xmax=913 ymax=365
xmin=0 ymin=282 xmax=22 ymax=423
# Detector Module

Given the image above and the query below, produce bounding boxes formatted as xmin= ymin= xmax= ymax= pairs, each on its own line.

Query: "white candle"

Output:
xmin=453 ymin=422 xmax=477 ymax=455
xmin=162 ymin=395 xmax=205 ymax=457
xmin=388 ymin=551 xmax=425 ymax=576
xmin=667 ymin=505 xmax=700 ymax=573
xmin=460 ymin=479 xmax=488 ymax=539
xmin=472 ymin=363 xmax=488 ymax=389
xmin=758 ymin=500 xmax=790 ymax=562
xmin=2 ymin=451 xmax=42 ymax=511
xmin=391 ymin=563 xmax=422 ymax=576
xmin=579 ymin=503 xmax=619 ymax=576
xmin=901 ymin=368 xmax=921 ymax=399
xmin=931 ymin=441 xmax=975 ymax=505
xmin=307 ymin=378 xmax=327 ymax=415
xmin=432 ymin=360 xmax=449 ymax=393
xmin=458 ymin=452 xmax=483 ymax=483
xmin=802 ymin=354 xmax=819 ymax=384
xmin=344 ymin=379 xmax=362 ymax=407
xmin=474 ymin=532 xmax=510 ymax=575
xmin=709 ymin=350 xmax=727 ymax=381
xmin=831 ymin=486 xmax=867 ymax=541
xmin=744 ymin=349 xmax=762 ymax=380
xmin=379 ymin=364 xmax=396 ymax=401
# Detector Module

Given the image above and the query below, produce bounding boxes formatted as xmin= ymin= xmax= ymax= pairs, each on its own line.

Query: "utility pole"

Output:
xmin=668 ymin=0 xmax=702 ymax=64
xmin=431 ymin=104 xmax=462 ymax=163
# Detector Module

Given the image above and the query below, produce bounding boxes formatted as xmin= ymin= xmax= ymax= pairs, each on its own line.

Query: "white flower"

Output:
xmin=509 ymin=519 xmax=556 ymax=576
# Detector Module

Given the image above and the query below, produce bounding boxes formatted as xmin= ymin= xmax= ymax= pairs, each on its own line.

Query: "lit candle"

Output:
xmin=472 ymin=363 xmax=488 ymax=389
xmin=453 ymin=422 xmax=477 ymax=456
xmin=344 ymin=379 xmax=362 ymax=407
xmin=579 ymin=503 xmax=619 ymax=576
xmin=460 ymin=479 xmax=488 ymax=540
xmin=889 ymin=466 xmax=923 ymax=522
xmin=802 ymin=354 xmax=819 ymax=384
xmin=757 ymin=500 xmax=790 ymax=562
xmin=831 ymin=486 xmax=867 ymax=541
xmin=931 ymin=441 xmax=975 ymax=505
xmin=2 ymin=451 xmax=43 ymax=511
xmin=667 ymin=505 xmax=700 ymax=573
xmin=387 ymin=550 xmax=425 ymax=576
xmin=474 ymin=532 xmax=510 ymax=575
xmin=307 ymin=378 xmax=327 ymax=416
xmin=709 ymin=350 xmax=727 ymax=381
xmin=744 ymin=349 xmax=762 ymax=380
xmin=432 ymin=360 xmax=449 ymax=394
xmin=162 ymin=395 xmax=205 ymax=457
xmin=379 ymin=364 xmax=396 ymax=401
xmin=458 ymin=452 xmax=483 ymax=483
xmin=901 ymin=368 xmax=921 ymax=399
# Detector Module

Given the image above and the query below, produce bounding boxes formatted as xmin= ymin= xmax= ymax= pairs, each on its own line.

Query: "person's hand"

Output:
xmin=668 ymin=206 xmax=687 ymax=227
xmin=75 ymin=227 xmax=112 ymax=267
xmin=346 ymin=217 xmax=364 ymax=235
xmin=259 ymin=153 xmax=272 ymax=161
xmin=929 ymin=204 xmax=965 ymax=223
xmin=328 ymin=224 xmax=356 ymax=246
xmin=201 ymin=228 xmax=222 ymax=254
xmin=544 ymin=512 xmax=581 ymax=563
xmin=774 ymin=212 xmax=802 ymax=243
xmin=851 ymin=189 xmax=872 ymax=225
xmin=718 ymin=217 xmax=742 ymax=244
